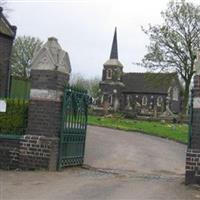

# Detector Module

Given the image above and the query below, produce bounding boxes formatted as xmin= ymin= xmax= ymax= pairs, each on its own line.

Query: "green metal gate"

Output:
xmin=58 ymin=86 xmax=90 ymax=169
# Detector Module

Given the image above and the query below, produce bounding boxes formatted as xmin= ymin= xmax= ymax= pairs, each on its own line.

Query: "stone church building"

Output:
xmin=0 ymin=7 xmax=16 ymax=97
xmin=99 ymin=28 xmax=182 ymax=116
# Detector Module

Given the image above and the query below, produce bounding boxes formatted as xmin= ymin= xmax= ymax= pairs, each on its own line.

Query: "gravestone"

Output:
xmin=185 ymin=50 xmax=200 ymax=184
xmin=19 ymin=37 xmax=71 ymax=170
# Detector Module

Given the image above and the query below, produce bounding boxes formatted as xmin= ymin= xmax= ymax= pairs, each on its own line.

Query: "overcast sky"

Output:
xmin=5 ymin=0 xmax=200 ymax=78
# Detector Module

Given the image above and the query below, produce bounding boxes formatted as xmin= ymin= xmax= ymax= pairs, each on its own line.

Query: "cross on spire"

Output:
xmin=110 ymin=27 xmax=118 ymax=59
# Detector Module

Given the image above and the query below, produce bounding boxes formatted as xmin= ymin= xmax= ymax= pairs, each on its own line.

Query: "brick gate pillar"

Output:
xmin=19 ymin=37 xmax=71 ymax=170
xmin=185 ymin=51 xmax=200 ymax=184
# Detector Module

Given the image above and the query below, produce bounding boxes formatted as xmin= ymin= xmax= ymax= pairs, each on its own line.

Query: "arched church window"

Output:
xmin=172 ymin=87 xmax=178 ymax=101
xmin=157 ymin=96 xmax=163 ymax=107
xmin=116 ymin=69 xmax=121 ymax=81
xmin=142 ymin=96 xmax=148 ymax=106
xmin=126 ymin=95 xmax=131 ymax=106
xmin=101 ymin=95 xmax=104 ymax=104
xmin=106 ymin=69 xmax=112 ymax=79
xmin=167 ymin=87 xmax=172 ymax=96
xmin=108 ymin=95 xmax=113 ymax=105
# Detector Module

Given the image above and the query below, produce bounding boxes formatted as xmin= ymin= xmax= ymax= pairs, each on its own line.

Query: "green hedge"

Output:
xmin=0 ymin=99 xmax=29 ymax=135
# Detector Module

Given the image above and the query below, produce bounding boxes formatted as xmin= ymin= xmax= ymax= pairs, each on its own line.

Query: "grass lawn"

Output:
xmin=88 ymin=115 xmax=189 ymax=144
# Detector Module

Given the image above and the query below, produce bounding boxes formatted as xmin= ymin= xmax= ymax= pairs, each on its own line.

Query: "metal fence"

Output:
xmin=0 ymin=98 xmax=29 ymax=137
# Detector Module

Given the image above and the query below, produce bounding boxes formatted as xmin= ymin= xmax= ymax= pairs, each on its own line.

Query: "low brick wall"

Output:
xmin=185 ymin=149 xmax=200 ymax=184
xmin=0 ymin=135 xmax=59 ymax=170
xmin=19 ymin=135 xmax=58 ymax=170
xmin=0 ymin=137 xmax=20 ymax=169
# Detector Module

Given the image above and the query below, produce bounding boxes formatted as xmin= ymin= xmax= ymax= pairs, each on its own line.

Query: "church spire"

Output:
xmin=110 ymin=27 xmax=118 ymax=59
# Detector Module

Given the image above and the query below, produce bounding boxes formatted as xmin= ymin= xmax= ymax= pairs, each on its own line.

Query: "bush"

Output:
xmin=0 ymin=99 xmax=29 ymax=135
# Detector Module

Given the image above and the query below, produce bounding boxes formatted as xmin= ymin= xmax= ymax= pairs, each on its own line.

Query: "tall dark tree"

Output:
xmin=142 ymin=0 xmax=200 ymax=112
xmin=11 ymin=36 xmax=43 ymax=79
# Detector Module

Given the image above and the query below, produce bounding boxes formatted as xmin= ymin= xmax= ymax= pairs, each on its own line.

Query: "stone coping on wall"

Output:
xmin=0 ymin=134 xmax=23 ymax=140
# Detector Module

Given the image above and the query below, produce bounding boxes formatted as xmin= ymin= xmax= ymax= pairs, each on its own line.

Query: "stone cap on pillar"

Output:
xmin=31 ymin=37 xmax=71 ymax=74
xmin=194 ymin=50 xmax=200 ymax=75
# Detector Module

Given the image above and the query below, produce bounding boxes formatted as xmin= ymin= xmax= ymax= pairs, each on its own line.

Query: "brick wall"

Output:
xmin=190 ymin=109 xmax=200 ymax=149
xmin=185 ymin=73 xmax=200 ymax=184
xmin=0 ymin=37 xmax=71 ymax=171
xmin=31 ymin=70 xmax=69 ymax=91
xmin=194 ymin=75 xmax=200 ymax=89
xmin=0 ymin=138 xmax=20 ymax=169
xmin=27 ymin=100 xmax=62 ymax=137
xmin=19 ymin=135 xmax=58 ymax=170
xmin=0 ymin=34 xmax=14 ymax=97
xmin=0 ymin=135 xmax=58 ymax=170
xmin=186 ymin=149 xmax=200 ymax=184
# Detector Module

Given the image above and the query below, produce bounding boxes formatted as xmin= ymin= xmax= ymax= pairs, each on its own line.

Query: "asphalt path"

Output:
xmin=85 ymin=126 xmax=186 ymax=175
xmin=1 ymin=126 xmax=200 ymax=200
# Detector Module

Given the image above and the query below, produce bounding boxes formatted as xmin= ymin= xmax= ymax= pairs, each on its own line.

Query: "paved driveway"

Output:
xmin=85 ymin=126 xmax=186 ymax=175
xmin=1 ymin=126 xmax=200 ymax=200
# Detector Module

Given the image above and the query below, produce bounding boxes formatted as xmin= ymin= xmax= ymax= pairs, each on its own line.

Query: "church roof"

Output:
xmin=122 ymin=72 xmax=178 ymax=94
xmin=110 ymin=27 xmax=118 ymax=59
xmin=0 ymin=7 xmax=16 ymax=38
xmin=104 ymin=27 xmax=123 ymax=67
xmin=103 ymin=59 xmax=123 ymax=67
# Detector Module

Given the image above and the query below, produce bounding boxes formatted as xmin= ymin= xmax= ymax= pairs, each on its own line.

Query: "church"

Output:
xmin=99 ymin=28 xmax=182 ymax=116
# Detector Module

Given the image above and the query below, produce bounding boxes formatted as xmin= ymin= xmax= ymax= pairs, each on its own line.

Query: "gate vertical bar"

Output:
xmin=58 ymin=87 xmax=67 ymax=170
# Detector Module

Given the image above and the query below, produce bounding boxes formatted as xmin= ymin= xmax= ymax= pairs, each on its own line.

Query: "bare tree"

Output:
xmin=11 ymin=36 xmax=43 ymax=79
